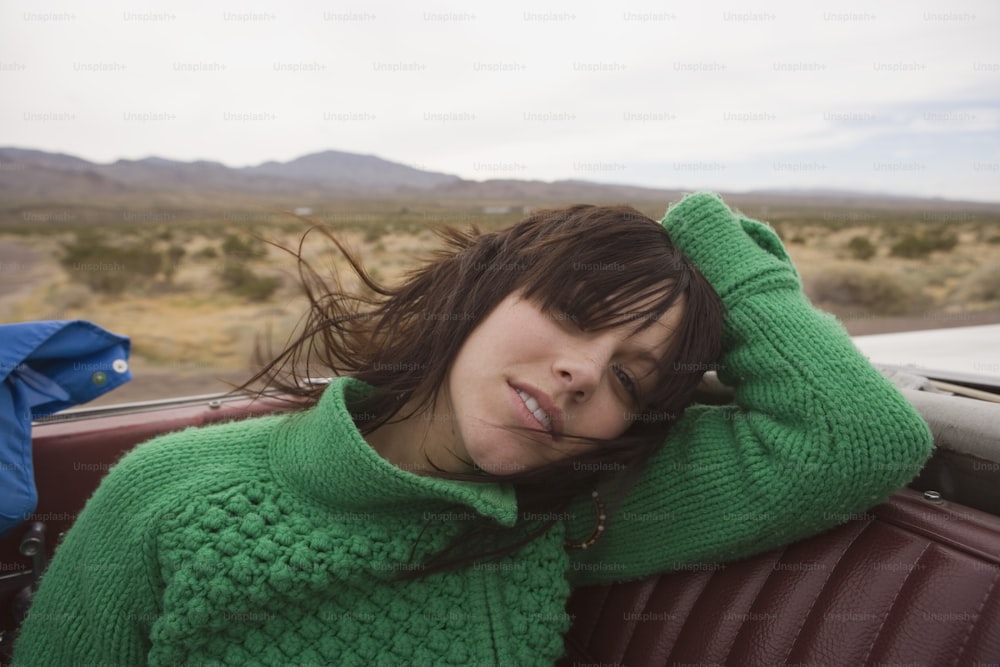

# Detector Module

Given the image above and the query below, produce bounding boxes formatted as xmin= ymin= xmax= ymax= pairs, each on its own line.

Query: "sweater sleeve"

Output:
xmin=565 ymin=192 xmax=934 ymax=587
xmin=11 ymin=445 xmax=163 ymax=664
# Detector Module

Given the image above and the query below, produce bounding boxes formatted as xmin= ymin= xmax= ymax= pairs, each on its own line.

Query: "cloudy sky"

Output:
xmin=2 ymin=0 xmax=998 ymax=201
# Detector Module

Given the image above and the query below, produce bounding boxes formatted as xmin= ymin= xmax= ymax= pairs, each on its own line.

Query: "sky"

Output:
xmin=1 ymin=0 xmax=998 ymax=202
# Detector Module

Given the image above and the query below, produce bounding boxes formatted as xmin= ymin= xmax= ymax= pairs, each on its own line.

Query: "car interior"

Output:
xmin=1 ymin=366 xmax=999 ymax=665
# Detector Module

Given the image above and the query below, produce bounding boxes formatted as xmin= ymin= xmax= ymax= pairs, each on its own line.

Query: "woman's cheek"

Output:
xmin=592 ymin=398 xmax=633 ymax=441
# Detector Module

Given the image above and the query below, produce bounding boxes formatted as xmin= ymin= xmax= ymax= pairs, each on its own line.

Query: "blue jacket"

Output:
xmin=0 ymin=320 xmax=131 ymax=536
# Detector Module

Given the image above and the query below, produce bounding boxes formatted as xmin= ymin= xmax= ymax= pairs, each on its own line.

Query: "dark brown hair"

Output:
xmin=244 ymin=204 xmax=723 ymax=576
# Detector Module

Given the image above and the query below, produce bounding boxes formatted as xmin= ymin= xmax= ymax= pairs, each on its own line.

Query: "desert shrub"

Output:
xmin=219 ymin=260 xmax=280 ymax=302
xmin=956 ymin=261 xmax=1000 ymax=303
xmin=890 ymin=228 xmax=958 ymax=259
xmin=222 ymin=233 xmax=267 ymax=259
xmin=59 ymin=232 xmax=163 ymax=294
xmin=193 ymin=246 xmax=219 ymax=260
xmin=988 ymin=234 xmax=1000 ymax=244
xmin=846 ymin=235 xmax=876 ymax=261
xmin=363 ymin=222 xmax=391 ymax=243
xmin=806 ymin=267 xmax=926 ymax=316
xmin=162 ymin=245 xmax=186 ymax=283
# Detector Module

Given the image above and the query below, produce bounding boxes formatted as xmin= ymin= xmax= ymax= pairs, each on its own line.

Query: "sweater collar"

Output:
xmin=271 ymin=377 xmax=519 ymax=527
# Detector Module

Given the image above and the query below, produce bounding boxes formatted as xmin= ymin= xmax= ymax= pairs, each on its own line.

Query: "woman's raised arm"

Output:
xmin=565 ymin=192 xmax=933 ymax=586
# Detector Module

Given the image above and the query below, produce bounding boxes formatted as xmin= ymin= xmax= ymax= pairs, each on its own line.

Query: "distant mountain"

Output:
xmin=0 ymin=147 xmax=130 ymax=200
xmin=2 ymin=147 xmax=997 ymax=213
xmin=0 ymin=147 xmax=97 ymax=172
xmin=0 ymin=148 xmax=460 ymax=202
xmin=242 ymin=150 xmax=459 ymax=189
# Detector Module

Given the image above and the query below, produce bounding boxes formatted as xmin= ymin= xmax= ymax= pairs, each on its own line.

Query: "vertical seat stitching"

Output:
xmin=859 ymin=541 xmax=932 ymax=666
xmin=721 ymin=546 xmax=787 ymax=666
xmin=777 ymin=519 xmax=873 ymax=666
xmin=951 ymin=566 xmax=1000 ymax=667
xmin=664 ymin=567 xmax=719 ymax=665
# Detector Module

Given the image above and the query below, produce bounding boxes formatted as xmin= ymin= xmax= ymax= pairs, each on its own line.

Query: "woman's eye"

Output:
xmin=612 ymin=364 xmax=638 ymax=399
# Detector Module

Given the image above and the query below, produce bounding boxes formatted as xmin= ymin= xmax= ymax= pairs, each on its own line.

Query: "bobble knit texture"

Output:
xmin=13 ymin=193 xmax=933 ymax=666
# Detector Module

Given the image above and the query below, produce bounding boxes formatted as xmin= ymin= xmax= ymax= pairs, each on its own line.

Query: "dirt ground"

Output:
xmin=836 ymin=307 xmax=1000 ymax=336
xmin=0 ymin=240 xmax=45 ymax=314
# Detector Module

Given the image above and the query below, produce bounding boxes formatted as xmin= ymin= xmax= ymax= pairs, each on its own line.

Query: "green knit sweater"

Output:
xmin=13 ymin=193 xmax=933 ymax=666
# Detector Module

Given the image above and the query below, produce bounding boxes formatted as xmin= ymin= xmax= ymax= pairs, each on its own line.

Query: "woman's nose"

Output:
xmin=554 ymin=347 xmax=605 ymax=400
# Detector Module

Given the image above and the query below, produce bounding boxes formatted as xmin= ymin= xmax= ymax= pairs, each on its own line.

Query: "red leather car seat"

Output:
xmin=561 ymin=488 xmax=1000 ymax=666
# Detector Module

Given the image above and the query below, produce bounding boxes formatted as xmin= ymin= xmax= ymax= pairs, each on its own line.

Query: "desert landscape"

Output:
xmin=2 ymin=148 xmax=999 ymax=406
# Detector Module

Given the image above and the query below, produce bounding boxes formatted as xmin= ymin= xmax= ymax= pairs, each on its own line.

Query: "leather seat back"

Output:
xmin=561 ymin=488 xmax=1000 ymax=665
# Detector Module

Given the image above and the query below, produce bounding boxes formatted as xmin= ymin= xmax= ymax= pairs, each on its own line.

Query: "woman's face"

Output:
xmin=435 ymin=291 xmax=683 ymax=475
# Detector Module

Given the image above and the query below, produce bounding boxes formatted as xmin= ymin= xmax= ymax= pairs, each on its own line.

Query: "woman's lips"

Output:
xmin=508 ymin=382 xmax=563 ymax=435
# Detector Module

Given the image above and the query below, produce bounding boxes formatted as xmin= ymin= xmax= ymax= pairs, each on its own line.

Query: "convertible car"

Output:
xmin=1 ymin=326 xmax=999 ymax=666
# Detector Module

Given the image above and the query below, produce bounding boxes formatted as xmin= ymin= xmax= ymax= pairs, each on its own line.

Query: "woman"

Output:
xmin=12 ymin=192 xmax=933 ymax=665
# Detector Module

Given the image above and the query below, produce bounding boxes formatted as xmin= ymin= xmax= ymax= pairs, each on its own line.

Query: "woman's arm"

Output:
xmin=565 ymin=192 xmax=933 ymax=586
xmin=12 ymin=446 xmax=163 ymax=664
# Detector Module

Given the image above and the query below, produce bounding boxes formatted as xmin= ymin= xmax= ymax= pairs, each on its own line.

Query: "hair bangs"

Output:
xmin=514 ymin=208 xmax=689 ymax=333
